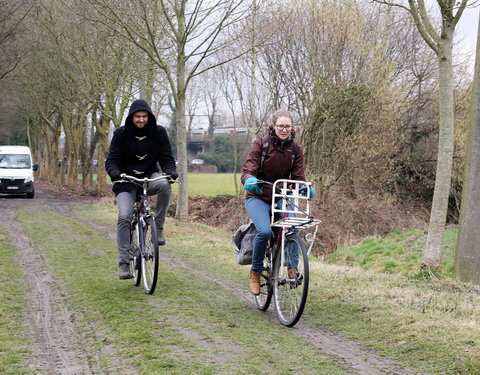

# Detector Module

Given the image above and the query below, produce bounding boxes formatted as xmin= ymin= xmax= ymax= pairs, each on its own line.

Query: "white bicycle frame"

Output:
xmin=270 ymin=179 xmax=321 ymax=271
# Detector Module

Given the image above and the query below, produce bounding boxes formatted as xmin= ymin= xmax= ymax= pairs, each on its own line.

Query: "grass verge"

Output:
xmin=9 ymin=201 xmax=480 ymax=374
xmin=74 ymin=203 xmax=480 ymax=374
xmin=15 ymin=207 xmax=348 ymax=375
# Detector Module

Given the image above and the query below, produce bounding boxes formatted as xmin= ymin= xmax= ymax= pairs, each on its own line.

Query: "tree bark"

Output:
xmin=175 ymin=7 xmax=189 ymax=220
xmin=455 ymin=18 xmax=480 ymax=283
xmin=421 ymin=38 xmax=455 ymax=271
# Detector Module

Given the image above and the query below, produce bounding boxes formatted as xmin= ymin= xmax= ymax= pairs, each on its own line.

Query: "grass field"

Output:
xmin=2 ymin=201 xmax=480 ymax=373
xmin=90 ymin=172 xmax=240 ymax=197
xmin=172 ymin=172 xmax=240 ymax=196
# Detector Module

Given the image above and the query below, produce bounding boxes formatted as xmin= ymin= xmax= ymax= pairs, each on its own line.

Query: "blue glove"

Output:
xmin=300 ymin=184 xmax=315 ymax=198
xmin=244 ymin=176 xmax=263 ymax=194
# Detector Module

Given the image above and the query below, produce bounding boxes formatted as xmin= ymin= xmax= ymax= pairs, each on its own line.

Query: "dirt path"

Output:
xmin=1 ymin=183 xmax=417 ymax=375
xmin=1 ymin=189 xmax=95 ymax=374
xmin=159 ymin=252 xmax=416 ymax=375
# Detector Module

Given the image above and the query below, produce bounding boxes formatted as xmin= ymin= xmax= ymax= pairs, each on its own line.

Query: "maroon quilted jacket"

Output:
xmin=241 ymin=126 xmax=305 ymax=203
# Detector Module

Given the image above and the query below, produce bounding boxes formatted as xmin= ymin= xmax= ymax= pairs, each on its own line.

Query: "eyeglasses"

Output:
xmin=275 ymin=124 xmax=292 ymax=131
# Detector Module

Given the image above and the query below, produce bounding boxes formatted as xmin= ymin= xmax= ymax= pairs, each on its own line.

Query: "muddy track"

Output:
xmin=2 ymin=184 xmax=418 ymax=375
xmin=158 ymin=253 xmax=417 ymax=375
xmin=66 ymin=193 xmax=418 ymax=375
xmin=1 ymin=190 xmax=94 ymax=374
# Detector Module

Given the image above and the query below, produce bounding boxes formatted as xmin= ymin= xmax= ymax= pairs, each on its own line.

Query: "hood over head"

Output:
xmin=125 ymin=99 xmax=157 ymax=132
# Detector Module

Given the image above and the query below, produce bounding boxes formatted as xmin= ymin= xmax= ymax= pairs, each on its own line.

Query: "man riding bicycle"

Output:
xmin=106 ymin=99 xmax=178 ymax=279
xmin=241 ymin=109 xmax=315 ymax=295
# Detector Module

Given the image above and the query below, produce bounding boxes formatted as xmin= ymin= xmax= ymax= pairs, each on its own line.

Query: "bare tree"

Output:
xmin=0 ymin=0 xmax=34 ymax=80
xmin=85 ymin=0 xmax=254 ymax=219
xmin=13 ymin=0 xmax=140 ymax=191
xmin=252 ymin=1 xmax=416 ymax=196
xmin=455 ymin=17 xmax=480 ymax=284
xmin=369 ymin=0 xmax=477 ymax=271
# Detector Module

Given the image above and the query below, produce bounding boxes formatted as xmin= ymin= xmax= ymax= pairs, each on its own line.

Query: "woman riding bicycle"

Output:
xmin=241 ymin=109 xmax=315 ymax=295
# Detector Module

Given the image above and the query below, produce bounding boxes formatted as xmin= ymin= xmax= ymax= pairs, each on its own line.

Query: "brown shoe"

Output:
xmin=288 ymin=268 xmax=298 ymax=279
xmin=249 ymin=271 xmax=261 ymax=295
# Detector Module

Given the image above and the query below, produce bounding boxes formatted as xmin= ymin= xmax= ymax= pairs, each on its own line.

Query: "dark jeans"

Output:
xmin=116 ymin=173 xmax=171 ymax=264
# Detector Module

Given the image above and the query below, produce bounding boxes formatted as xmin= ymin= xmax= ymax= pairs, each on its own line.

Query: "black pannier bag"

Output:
xmin=232 ymin=222 xmax=256 ymax=265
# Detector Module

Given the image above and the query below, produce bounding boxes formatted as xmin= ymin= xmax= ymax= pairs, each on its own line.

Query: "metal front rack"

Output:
xmin=270 ymin=179 xmax=321 ymax=229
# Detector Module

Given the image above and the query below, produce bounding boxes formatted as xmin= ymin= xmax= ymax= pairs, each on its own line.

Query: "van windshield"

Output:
xmin=0 ymin=154 xmax=31 ymax=169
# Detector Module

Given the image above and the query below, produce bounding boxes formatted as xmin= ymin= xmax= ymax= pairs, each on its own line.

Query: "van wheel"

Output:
xmin=27 ymin=191 xmax=34 ymax=199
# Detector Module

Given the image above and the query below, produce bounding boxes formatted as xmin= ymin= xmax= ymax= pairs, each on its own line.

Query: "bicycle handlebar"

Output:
xmin=245 ymin=179 xmax=273 ymax=186
xmin=113 ymin=173 xmax=179 ymax=184
xmin=246 ymin=179 xmax=312 ymax=191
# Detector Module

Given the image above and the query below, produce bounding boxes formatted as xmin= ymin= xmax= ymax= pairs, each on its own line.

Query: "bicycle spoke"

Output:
xmin=141 ymin=217 xmax=159 ymax=294
xmin=129 ymin=220 xmax=141 ymax=286
xmin=273 ymin=234 xmax=309 ymax=327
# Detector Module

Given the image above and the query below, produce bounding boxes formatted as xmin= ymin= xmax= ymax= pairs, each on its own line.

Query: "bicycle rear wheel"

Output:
xmin=273 ymin=233 xmax=309 ymax=327
xmin=255 ymin=245 xmax=273 ymax=311
xmin=129 ymin=219 xmax=141 ymax=286
xmin=141 ymin=216 xmax=159 ymax=294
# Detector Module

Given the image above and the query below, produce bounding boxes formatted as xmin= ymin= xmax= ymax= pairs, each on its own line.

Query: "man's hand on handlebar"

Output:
xmin=109 ymin=171 xmax=122 ymax=181
xmin=168 ymin=171 xmax=179 ymax=183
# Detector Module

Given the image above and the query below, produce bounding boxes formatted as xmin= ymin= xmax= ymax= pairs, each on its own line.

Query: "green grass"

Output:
xmin=82 ymin=172 xmax=241 ymax=197
xmin=0 ymin=226 xmax=36 ymax=375
xmin=6 ymin=200 xmax=480 ymax=374
xmin=312 ymin=227 xmax=480 ymax=373
xmin=170 ymin=223 xmax=480 ymax=373
xmin=73 ymin=204 xmax=480 ymax=374
xmin=172 ymin=172 xmax=240 ymax=196
xmin=14 ymin=207 xmax=348 ymax=375
xmin=327 ymin=227 xmax=457 ymax=277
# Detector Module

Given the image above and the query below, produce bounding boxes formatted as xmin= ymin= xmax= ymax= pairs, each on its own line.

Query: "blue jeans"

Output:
xmin=245 ymin=197 xmax=299 ymax=273
xmin=116 ymin=172 xmax=171 ymax=264
xmin=245 ymin=198 xmax=272 ymax=273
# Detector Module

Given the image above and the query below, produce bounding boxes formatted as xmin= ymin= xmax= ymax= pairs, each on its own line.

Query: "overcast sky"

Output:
xmin=421 ymin=0 xmax=479 ymax=74
xmin=455 ymin=2 xmax=479 ymax=73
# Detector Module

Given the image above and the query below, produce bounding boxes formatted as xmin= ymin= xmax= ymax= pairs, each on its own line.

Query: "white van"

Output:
xmin=0 ymin=145 xmax=38 ymax=198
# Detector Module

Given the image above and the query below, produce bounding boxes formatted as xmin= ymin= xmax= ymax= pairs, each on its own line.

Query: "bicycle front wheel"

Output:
xmin=129 ymin=219 xmax=141 ymax=286
xmin=273 ymin=233 xmax=309 ymax=327
xmin=141 ymin=217 xmax=159 ymax=294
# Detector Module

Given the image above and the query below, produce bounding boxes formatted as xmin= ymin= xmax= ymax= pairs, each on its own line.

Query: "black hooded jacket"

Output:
xmin=105 ymin=99 xmax=176 ymax=195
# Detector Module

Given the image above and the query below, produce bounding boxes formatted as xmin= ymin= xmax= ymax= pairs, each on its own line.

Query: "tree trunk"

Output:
xmin=174 ymin=8 xmax=189 ymax=220
xmin=421 ymin=37 xmax=455 ymax=271
xmin=455 ymin=18 xmax=480 ymax=284
xmin=175 ymin=68 xmax=189 ymax=219
xmin=97 ymin=135 xmax=109 ymax=193
xmin=96 ymin=114 xmax=110 ymax=194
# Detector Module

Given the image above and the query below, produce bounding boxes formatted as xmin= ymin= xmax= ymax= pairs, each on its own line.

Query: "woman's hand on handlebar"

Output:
xmin=244 ymin=176 xmax=263 ymax=194
xmin=299 ymin=184 xmax=316 ymax=198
